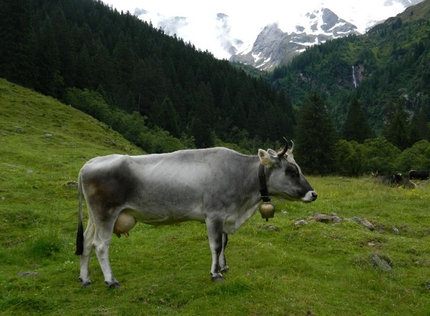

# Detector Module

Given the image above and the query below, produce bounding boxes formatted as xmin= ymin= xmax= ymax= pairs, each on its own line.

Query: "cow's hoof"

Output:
xmin=106 ymin=280 xmax=120 ymax=288
xmin=78 ymin=277 xmax=91 ymax=288
xmin=211 ymin=275 xmax=225 ymax=282
xmin=220 ymin=266 xmax=230 ymax=273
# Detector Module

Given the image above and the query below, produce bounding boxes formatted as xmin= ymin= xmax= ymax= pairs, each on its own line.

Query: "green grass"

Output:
xmin=1 ymin=78 xmax=430 ymax=315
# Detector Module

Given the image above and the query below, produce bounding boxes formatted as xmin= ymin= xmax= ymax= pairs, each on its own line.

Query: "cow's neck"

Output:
xmin=246 ymin=157 xmax=270 ymax=207
xmin=258 ymin=164 xmax=271 ymax=203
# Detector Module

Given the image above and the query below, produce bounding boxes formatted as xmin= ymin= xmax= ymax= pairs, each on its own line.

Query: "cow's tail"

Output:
xmin=75 ymin=171 xmax=84 ymax=255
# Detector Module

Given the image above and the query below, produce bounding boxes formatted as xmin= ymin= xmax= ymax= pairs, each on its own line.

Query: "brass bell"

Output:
xmin=259 ymin=202 xmax=275 ymax=221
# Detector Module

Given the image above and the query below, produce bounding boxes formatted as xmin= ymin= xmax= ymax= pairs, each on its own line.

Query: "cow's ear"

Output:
xmin=258 ymin=149 xmax=276 ymax=166
xmin=267 ymin=149 xmax=277 ymax=156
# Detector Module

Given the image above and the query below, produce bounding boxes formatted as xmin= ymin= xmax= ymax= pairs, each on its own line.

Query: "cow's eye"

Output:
xmin=285 ymin=164 xmax=299 ymax=177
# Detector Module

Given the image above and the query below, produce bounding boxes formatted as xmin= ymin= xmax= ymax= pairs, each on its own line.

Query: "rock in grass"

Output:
xmin=371 ymin=254 xmax=392 ymax=271
xmin=259 ymin=224 xmax=280 ymax=231
xmin=295 ymin=219 xmax=308 ymax=227
xmin=14 ymin=126 xmax=24 ymax=133
xmin=18 ymin=271 xmax=39 ymax=277
xmin=391 ymin=226 xmax=400 ymax=234
xmin=310 ymin=213 xmax=342 ymax=224
xmin=352 ymin=217 xmax=374 ymax=231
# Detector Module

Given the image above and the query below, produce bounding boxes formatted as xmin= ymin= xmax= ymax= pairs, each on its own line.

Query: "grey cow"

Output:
xmin=75 ymin=141 xmax=317 ymax=287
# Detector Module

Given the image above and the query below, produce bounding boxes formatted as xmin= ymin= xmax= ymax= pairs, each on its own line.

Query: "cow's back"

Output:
xmin=130 ymin=148 xmax=255 ymax=191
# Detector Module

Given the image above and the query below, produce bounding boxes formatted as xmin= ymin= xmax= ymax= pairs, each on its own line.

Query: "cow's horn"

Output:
xmin=278 ymin=137 xmax=289 ymax=157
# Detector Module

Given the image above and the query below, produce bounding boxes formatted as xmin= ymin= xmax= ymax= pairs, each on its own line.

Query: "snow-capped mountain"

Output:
xmin=231 ymin=8 xmax=360 ymax=70
xmin=134 ymin=0 xmax=424 ymax=70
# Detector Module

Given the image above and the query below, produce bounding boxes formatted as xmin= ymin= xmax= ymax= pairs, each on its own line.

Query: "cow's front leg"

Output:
xmin=219 ymin=233 xmax=229 ymax=273
xmin=206 ymin=216 xmax=225 ymax=281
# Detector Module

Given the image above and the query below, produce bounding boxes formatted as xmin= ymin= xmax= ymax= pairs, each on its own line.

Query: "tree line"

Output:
xmin=296 ymin=92 xmax=430 ymax=176
xmin=0 ymin=0 xmax=294 ymax=152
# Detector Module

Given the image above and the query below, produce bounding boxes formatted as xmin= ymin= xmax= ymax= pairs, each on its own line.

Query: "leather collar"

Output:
xmin=259 ymin=164 xmax=271 ymax=203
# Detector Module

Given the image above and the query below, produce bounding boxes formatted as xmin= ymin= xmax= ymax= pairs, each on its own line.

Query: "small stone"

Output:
xmin=65 ymin=181 xmax=78 ymax=188
xmin=18 ymin=271 xmax=39 ymax=277
xmin=310 ymin=213 xmax=342 ymax=224
xmin=391 ymin=226 xmax=399 ymax=234
xmin=258 ymin=224 xmax=280 ymax=231
xmin=371 ymin=254 xmax=392 ymax=271
xmin=295 ymin=219 xmax=308 ymax=226
xmin=352 ymin=217 xmax=374 ymax=230
xmin=267 ymin=225 xmax=280 ymax=231
xmin=332 ymin=216 xmax=342 ymax=224
xmin=361 ymin=218 xmax=374 ymax=231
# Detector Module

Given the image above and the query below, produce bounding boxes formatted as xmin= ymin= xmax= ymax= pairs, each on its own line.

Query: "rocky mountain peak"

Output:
xmin=230 ymin=8 xmax=359 ymax=70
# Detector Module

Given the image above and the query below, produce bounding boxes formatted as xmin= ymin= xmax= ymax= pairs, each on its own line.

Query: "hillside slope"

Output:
xmin=0 ymin=77 xmax=143 ymax=242
xmin=0 ymin=77 xmax=143 ymax=162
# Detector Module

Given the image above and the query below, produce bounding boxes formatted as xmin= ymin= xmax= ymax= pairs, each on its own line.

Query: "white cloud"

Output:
xmin=101 ymin=0 xmax=417 ymax=58
xmin=102 ymin=0 xmax=406 ymax=29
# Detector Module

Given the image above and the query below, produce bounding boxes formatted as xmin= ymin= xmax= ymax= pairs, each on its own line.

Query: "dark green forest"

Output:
xmin=1 ymin=0 xmax=430 ymax=176
xmin=0 ymin=0 xmax=294 ymax=152
xmin=269 ymin=0 xmax=430 ymax=146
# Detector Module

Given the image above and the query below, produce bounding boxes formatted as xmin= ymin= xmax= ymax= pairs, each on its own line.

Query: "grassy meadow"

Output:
xmin=1 ymin=78 xmax=430 ymax=315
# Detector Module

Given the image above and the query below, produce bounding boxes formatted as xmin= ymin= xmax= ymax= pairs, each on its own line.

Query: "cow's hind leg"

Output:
xmin=206 ymin=216 xmax=225 ymax=281
xmin=92 ymin=220 xmax=120 ymax=288
xmin=78 ymin=217 xmax=95 ymax=287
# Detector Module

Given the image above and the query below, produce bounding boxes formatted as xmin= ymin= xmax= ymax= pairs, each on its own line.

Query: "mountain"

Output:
xmin=268 ymin=0 xmax=430 ymax=138
xmin=133 ymin=0 xmax=424 ymax=70
xmin=230 ymin=8 xmax=360 ymax=70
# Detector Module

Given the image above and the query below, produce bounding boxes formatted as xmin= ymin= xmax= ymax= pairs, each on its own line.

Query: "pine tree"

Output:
xmin=51 ymin=7 xmax=75 ymax=93
xmin=383 ymin=101 xmax=410 ymax=150
xmin=113 ymin=34 xmax=136 ymax=87
xmin=35 ymin=15 xmax=62 ymax=96
xmin=296 ymin=92 xmax=337 ymax=175
xmin=0 ymin=0 xmax=35 ymax=87
xmin=409 ymin=107 xmax=430 ymax=143
xmin=152 ymin=97 xmax=181 ymax=137
xmin=276 ymin=91 xmax=295 ymax=138
xmin=342 ymin=98 xmax=373 ymax=142
xmin=190 ymin=83 xmax=215 ymax=148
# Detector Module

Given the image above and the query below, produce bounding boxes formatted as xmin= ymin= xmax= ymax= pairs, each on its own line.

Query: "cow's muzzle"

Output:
xmin=302 ymin=190 xmax=318 ymax=202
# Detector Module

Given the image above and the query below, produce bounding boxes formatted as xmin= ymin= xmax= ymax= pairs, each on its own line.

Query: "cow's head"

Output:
xmin=258 ymin=140 xmax=317 ymax=202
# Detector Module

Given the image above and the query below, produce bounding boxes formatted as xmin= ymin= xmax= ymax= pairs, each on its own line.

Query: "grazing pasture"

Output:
xmin=1 ymin=79 xmax=430 ymax=315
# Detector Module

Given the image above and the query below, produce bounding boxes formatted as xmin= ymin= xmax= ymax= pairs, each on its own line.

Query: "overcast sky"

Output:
xmin=102 ymin=0 xmax=407 ymax=31
xmin=101 ymin=0 xmax=412 ymax=58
